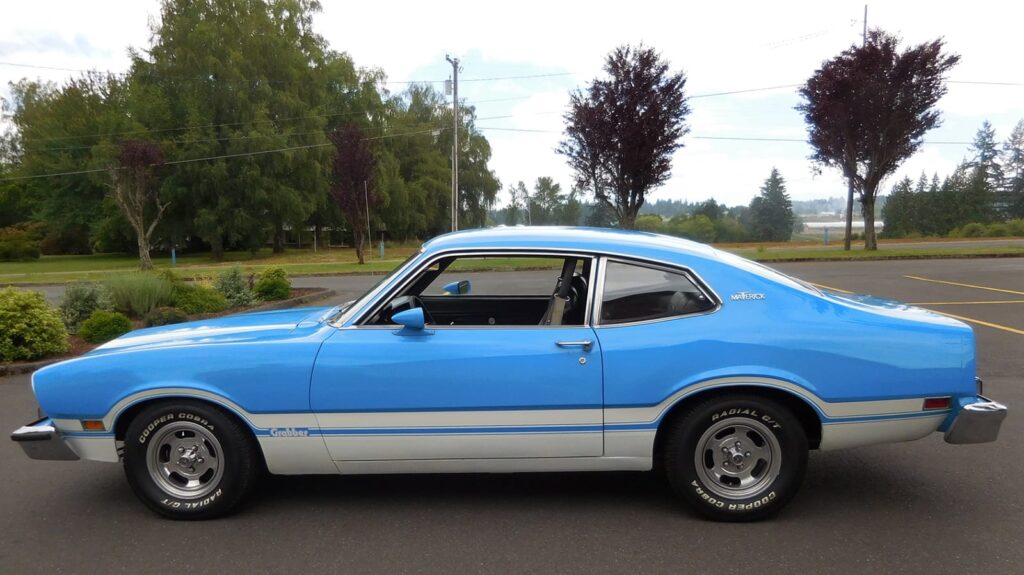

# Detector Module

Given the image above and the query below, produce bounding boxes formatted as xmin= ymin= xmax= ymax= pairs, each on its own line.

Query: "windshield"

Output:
xmin=326 ymin=250 xmax=423 ymax=326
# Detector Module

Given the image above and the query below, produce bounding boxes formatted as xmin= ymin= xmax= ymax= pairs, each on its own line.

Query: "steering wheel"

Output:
xmin=384 ymin=295 xmax=435 ymax=325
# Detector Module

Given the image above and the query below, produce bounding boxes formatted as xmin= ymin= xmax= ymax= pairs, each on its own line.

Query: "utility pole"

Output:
xmin=364 ymin=180 xmax=371 ymax=250
xmin=863 ymin=4 xmax=868 ymax=45
xmin=446 ymin=55 xmax=461 ymax=232
xmin=844 ymin=4 xmax=867 ymax=251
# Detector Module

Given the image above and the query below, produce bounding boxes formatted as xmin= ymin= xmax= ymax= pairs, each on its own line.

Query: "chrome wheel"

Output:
xmin=694 ymin=417 xmax=782 ymax=499
xmin=146 ymin=421 xmax=224 ymax=499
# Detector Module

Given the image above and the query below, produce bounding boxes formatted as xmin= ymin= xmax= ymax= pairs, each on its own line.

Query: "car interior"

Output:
xmin=366 ymin=256 xmax=592 ymax=327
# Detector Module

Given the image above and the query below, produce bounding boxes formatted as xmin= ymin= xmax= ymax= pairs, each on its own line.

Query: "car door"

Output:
xmin=591 ymin=257 xmax=721 ymax=451
xmin=309 ymin=253 xmax=603 ymax=462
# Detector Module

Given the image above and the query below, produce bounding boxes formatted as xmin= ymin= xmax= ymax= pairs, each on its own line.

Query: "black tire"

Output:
xmin=663 ymin=393 xmax=808 ymax=522
xmin=122 ymin=400 xmax=259 ymax=519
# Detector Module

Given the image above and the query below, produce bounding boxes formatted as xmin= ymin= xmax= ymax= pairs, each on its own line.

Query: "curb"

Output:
xmin=247 ymin=287 xmax=337 ymax=311
xmin=0 ymin=288 xmax=337 ymax=380
xmin=0 ymin=358 xmax=59 ymax=378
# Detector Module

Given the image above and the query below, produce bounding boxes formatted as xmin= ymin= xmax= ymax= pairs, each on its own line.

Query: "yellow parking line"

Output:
xmin=904 ymin=275 xmax=1024 ymax=296
xmin=809 ymin=282 xmax=854 ymax=294
xmin=926 ymin=310 xmax=1024 ymax=336
xmin=909 ymin=300 xmax=1024 ymax=306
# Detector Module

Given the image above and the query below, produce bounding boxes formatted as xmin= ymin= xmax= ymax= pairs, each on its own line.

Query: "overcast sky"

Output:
xmin=2 ymin=0 xmax=1022 ymax=208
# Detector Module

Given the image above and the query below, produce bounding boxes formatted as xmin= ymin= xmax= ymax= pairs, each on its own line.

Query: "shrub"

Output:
xmin=254 ymin=267 xmax=291 ymax=301
xmin=78 ymin=310 xmax=132 ymax=344
xmin=0 ymin=225 xmax=42 ymax=261
xmin=59 ymin=282 xmax=114 ymax=334
xmin=985 ymin=223 xmax=1010 ymax=237
xmin=1007 ymin=219 xmax=1024 ymax=236
xmin=104 ymin=274 xmax=175 ymax=318
xmin=959 ymin=222 xmax=986 ymax=238
xmin=214 ymin=268 xmax=255 ymax=307
xmin=172 ymin=282 xmax=228 ymax=314
xmin=144 ymin=306 xmax=189 ymax=327
xmin=0 ymin=288 xmax=69 ymax=362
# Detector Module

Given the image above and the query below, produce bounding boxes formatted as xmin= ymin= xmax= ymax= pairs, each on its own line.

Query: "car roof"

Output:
xmin=421 ymin=226 xmax=722 ymax=264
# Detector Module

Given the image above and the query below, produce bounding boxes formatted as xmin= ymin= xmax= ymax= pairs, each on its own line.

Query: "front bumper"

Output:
xmin=944 ymin=397 xmax=1008 ymax=444
xmin=10 ymin=418 xmax=80 ymax=461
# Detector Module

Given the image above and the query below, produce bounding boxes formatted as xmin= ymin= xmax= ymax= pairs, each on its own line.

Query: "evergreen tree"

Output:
xmin=693 ymin=199 xmax=722 ymax=221
xmin=1001 ymin=119 xmax=1024 ymax=218
xmin=970 ymin=120 xmax=1004 ymax=187
xmin=748 ymin=168 xmax=794 ymax=241
xmin=880 ymin=177 xmax=916 ymax=238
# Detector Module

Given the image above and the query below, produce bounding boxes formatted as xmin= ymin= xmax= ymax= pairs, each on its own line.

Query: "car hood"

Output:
xmin=87 ymin=306 xmax=337 ymax=356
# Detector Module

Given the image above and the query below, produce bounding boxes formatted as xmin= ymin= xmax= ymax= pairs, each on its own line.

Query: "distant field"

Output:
xmin=0 ymin=244 xmax=422 ymax=284
xmin=2 ymin=238 xmax=1023 ymax=285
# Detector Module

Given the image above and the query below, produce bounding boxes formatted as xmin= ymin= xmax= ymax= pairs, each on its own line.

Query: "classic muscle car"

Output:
xmin=12 ymin=227 xmax=1007 ymax=521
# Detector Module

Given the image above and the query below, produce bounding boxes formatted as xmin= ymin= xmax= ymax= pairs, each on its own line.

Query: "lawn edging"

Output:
xmin=0 ymin=287 xmax=337 ymax=379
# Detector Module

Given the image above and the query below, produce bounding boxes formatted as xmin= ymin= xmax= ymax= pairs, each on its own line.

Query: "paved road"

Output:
xmin=2 ymin=259 xmax=1021 ymax=574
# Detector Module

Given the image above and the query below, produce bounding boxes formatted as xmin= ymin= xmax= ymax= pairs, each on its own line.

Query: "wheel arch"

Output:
xmin=112 ymin=395 xmax=268 ymax=471
xmin=653 ymin=384 xmax=822 ymax=464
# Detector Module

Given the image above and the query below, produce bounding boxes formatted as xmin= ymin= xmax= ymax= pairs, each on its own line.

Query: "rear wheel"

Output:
xmin=663 ymin=393 xmax=808 ymax=521
xmin=123 ymin=400 xmax=258 ymax=519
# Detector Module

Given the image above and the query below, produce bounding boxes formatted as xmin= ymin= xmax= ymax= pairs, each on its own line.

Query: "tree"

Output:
xmin=880 ymin=177 xmax=916 ymax=238
xmin=748 ymin=168 xmax=795 ymax=242
xmin=529 ymin=177 xmax=564 ymax=225
xmin=504 ymin=182 xmax=523 ymax=225
xmin=970 ymin=120 xmax=1003 ymax=186
xmin=559 ymin=45 xmax=690 ymax=229
xmin=693 ymin=199 xmax=722 ymax=221
xmin=136 ymin=0 xmax=336 ymax=258
xmin=1001 ymin=119 xmax=1024 ymax=218
xmin=7 ymin=75 xmax=136 ymax=253
xmin=584 ymin=201 xmax=617 ymax=227
xmin=108 ymin=140 xmax=167 ymax=270
xmin=797 ymin=30 xmax=959 ymax=250
xmin=557 ymin=188 xmax=583 ymax=226
xmin=329 ymin=124 xmax=377 ymax=264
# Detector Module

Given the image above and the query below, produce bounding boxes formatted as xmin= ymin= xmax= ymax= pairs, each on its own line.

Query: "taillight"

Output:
xmin=923 ymin=397 xmax=951 ymax=410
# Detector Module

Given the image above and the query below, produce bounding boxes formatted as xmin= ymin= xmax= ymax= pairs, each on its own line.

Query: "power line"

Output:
xmin=0 ymin=60 xmax=573 ymax=88
xmin=0 ymin=127 xmax=442 ymax=182
xmin=12 ymin=95 xmax=528 ymax=146
xmin=690 ymin=84 xmax=802 ymax=98
xmin=948 ymin=80 xmax=1024 ymax=86
xmin=475 ymin=126 xmax=975 ymax=146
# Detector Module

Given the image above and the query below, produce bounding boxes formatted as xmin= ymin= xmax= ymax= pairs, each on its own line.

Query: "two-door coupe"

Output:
xmin=12 ymin=227 xmax=1007 ymax=520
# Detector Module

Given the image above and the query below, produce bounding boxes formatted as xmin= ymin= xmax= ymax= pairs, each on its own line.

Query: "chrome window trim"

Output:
xmin=592 ymin=256 xmax=722 ymax=328
xmin=348 ymin=248 xmax=599 ymax=329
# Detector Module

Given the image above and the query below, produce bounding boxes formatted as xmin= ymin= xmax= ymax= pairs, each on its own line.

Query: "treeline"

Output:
xmin=634 ymin=168 xmax=797 ymax=243
xmin=882 ymin=120 xmax=1024 ymax=238
xmin=0 ymin=0 xmax=498 ymax=257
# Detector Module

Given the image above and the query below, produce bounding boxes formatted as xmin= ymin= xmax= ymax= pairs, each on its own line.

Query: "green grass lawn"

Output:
xmin=2 ymin=241 xmax=1023 ymax=285
xmin=0 ymin=244 xmax=422 ymax=284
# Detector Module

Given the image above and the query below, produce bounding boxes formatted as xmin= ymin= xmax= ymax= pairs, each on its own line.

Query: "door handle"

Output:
xmin=556 ymin=340 xmax=593 ymax=352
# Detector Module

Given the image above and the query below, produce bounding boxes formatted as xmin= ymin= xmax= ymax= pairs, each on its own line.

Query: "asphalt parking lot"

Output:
xmin=1 ymin=258 xmax=1021 ymax=574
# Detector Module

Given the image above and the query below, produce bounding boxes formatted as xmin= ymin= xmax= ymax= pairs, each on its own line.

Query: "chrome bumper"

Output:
xmin=944 ymin=397 xmax=1008 ymax=444
xmin=10 ymin=418 xmax=80 ymax=461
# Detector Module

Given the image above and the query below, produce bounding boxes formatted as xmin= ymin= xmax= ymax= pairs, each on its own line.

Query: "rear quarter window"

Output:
xmin=600 ymin=261 xmax=716 ymax=324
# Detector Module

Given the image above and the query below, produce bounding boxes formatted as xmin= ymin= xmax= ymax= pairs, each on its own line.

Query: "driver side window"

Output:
xmin=367 ymin=255 xmax=593 ymax=327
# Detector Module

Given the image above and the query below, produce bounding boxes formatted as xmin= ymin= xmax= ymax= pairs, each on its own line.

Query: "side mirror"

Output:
xmin=442 ymin=280 xmax=471 ymax=296
xmin=392 ymin=307 xmax=427 ymax=335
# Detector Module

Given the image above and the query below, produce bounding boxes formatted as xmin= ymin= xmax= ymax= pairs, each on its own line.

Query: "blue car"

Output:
xmin=12 ymin=227 xmax=1007 ymax=520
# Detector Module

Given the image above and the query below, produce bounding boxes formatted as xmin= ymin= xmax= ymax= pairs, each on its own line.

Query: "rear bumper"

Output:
xmin=944 ymin=397 xmax=1008 ymax=444
xmin=10 ymin=418 xmax=80 ymax=461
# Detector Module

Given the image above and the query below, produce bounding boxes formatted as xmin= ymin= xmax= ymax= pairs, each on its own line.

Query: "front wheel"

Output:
xmin=122 ymin=400 xmax=259 ymax=519
xmin=663 ymin=393 xmax=808 ymax=521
